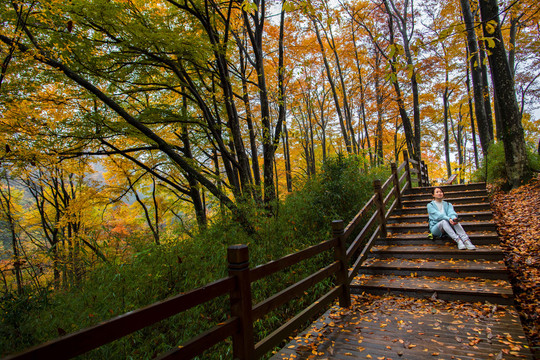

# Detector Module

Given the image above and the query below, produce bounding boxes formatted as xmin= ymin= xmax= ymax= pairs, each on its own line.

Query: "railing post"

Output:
xmin=415 ymin=157 xmax=422 ymax=187
xmin=373 ymin=179 xmax=387 ymax=238
xmin=391 ymin=163 xmax=402 ymax=209
xmin=228 ymin=245 xmax=254 ymax=360
xmin=403 ymin=150 xmax=412 ymax=189
xmin=331 ymin=220 xmax=351 ymax=308
xmin=421 ymin=160 xmax=429 ymax=186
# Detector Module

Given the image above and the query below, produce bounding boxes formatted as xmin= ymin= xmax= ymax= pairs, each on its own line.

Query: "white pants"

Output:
xmin=437 ymin=220 xmax=470 ymax=242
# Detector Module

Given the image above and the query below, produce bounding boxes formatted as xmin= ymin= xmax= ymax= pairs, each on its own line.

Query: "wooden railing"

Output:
xmin=4 ymin=151 xmax=428 ymax=360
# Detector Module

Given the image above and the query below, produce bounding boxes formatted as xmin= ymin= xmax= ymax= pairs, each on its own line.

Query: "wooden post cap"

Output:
xmin=227 ymin=244 xmax=249 ymax=266
xmin=332 ymin=220 xmax=344 ymax=235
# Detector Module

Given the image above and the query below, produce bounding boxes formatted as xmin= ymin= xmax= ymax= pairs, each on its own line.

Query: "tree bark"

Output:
xmin=479 ymin=45 xmax=496 ymax=139
xmin=465 ymin=49 xmax=480 ymax=169
xmin=311 ymin=19 xmax=352 ymax=153
xmin=478 ymin=0 xmax=530 ymax=187
xmin=460 ymin=0 xmax=492 ymax=155
xmin=383 ymin=0 xmax=421 ymax=159
xmin=282 ymin=122 xmax=292 ymax=192
xmin=374 ymin=50 xmax=384 ymax=165
xmin=383 ymin=14 xmax=417 ymax=160
xmin=443 ymin=84 xmax=452 ymax=178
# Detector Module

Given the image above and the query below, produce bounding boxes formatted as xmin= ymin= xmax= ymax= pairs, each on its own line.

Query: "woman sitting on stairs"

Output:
xmin=427 ymin=187 xmax=477 ymax=250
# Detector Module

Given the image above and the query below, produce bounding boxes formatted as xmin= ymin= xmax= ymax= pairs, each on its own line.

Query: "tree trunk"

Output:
xmin=374 ymin=50 xmax=384 ymax=166
xmin=465 ymin=49 xmax=480 ymax=169
xmin=383 ymin=0 xmax=421 ymax=159
xmin=282 ymin=122 xmax=292 ymax=192
xmin=460 ymin=0 xmax=491 ymax=155
xmin=479 ymin=45 xmax=496 ymax=140
xmin=239 ymin=44 xmax=261 ymax=195
xmin=382 ymin=14 xmax=417 ymax=159
xmin=311 ymin=19 xmax=352 ymax=153
xmin=443 ymin=85 xmax=452 ymax=178
xmin=322 ymin=4 xmax=357 ymax=154
xmin=478 ymin=0 xmax=530 ymax=187
xmin=352 ymin=22 xmax=373 ymax=164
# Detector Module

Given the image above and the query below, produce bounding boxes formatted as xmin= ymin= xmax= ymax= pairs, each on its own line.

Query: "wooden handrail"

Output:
xmin=158 ymin=318 xmax=239 ymax=360
xmin=250 ymin=238 xmax=337 ymax=282
xmin=4 ymin=151 xmax=426 ymax=360
xmin=3 ymin=276 xmax=236 ymax=360
xmin=343 ymin=195 xmax=376 ymax=239
xmin=251 ymin=261 xmax=340 ymax=320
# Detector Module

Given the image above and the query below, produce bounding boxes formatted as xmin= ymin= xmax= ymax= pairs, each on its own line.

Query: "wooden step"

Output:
xmin=359 ymin=258 xmax=509 ymax=279
xmin=388 ymin=211 xmax=493 ymax=224
xmin=403 ymin=189 xmax=488 ymax=201
xmin=402 ymin=196 xmax=489 ymax=207
xmin=387 ymin=220 xmax=497 ymax=234
xmin=370 ymin=244 xmax=504 ymax=260
xmin=404 ymin=182 xmax=487 ymax=195
xmin=393 ymin=203 xmax=492 ymax=215
xmin=351 ymin=274 xmax=514 ymax=304
xmin=376 ymin=232 xmax=500 ymax=245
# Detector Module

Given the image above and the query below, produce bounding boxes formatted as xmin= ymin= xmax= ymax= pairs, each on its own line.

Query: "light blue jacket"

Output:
xmin=427 ymin=200 xmax=458 ymax=237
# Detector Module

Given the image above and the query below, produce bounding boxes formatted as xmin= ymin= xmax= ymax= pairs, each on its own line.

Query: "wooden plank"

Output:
xmin=381 ymin=175 xmax=394 ymax=194
xmin=343 ymin=195 xmax=376 ymax=239
xmin=352 ymin=275 xmax=513 ymax=296
xmin=4 ymin=276 xmax=236 ymax=360
xmin=362 ymin=258 xmax=507 ymax=272
xmin=252 ymin=261 xmax=340 ymax=320
xmin=346 ymin=211 xmax=378 ymax=260
xmin=157 ymin=318 xmax=239 ymax=360
xmin=254 ymin=287 xmax=341 ymax=359
xmin=397 ymin=160 xmax=407 ymax=173
xmin=250 ymin=239 xmax=336 ymax=283
xmin=446 ymin=173 xmax=458 ymax=184
xmin=348 ymin=226 xmax=381 ymax=282
xmin=271 ymin=295 xmax=533 ymax=360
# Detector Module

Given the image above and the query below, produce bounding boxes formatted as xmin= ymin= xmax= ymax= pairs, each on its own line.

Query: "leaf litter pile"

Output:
xmin=490 ymin=176 xmax=540 ymax=352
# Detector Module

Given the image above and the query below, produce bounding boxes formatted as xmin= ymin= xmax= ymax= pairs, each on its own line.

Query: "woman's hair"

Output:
xmin=432 ymin=187 xmax=444 ymax=195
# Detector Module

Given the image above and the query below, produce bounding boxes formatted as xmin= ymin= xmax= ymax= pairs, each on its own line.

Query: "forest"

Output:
xmin=0 ymin=0 xmax=539 ymax=358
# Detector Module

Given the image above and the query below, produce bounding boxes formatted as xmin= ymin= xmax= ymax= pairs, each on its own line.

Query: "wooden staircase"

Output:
xmin=351 ymin=182 xmax=515 ymax=305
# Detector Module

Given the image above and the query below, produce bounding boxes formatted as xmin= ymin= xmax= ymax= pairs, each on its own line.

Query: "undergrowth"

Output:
xmin=0 ymin=154 xmax=389 ymax=359
xmin=473 ymin=142 xmax=540 ymax=188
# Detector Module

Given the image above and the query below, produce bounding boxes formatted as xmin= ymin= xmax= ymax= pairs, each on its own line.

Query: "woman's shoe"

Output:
xmin=456 ymin=239 xmax=466 ymax=250
xmin=463 ymin=239 xmax=476 ymax=250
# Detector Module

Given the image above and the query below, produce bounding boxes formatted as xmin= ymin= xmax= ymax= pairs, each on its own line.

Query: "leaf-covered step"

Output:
xmin=401 ymin=196 xmax=489 ymax=207
xmin=359 ymin=258 xmax=509 ymax=279
xmin=388 ymin=211 xmax=493 ymax=224
xmin=402 ymin=189 xmax=488 ymax=201
xmin=393 ymin=203 xmax=492 ymax=215
xmin=351 ymin=274 xmax=513 ymax=304
xmin=376 ymin=231 xmax=500 ymax=245
xmin=403 ymin=182 xmax=487 ymax=195
xmin=369 ymin=244 xmax=504 ymax=260
xmin=387 ymin=221 xmax=497 ymax=234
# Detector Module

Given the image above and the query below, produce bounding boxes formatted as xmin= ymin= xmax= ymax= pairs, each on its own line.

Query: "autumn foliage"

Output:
xmin=491 ymin=175 xmax=540 ymax=351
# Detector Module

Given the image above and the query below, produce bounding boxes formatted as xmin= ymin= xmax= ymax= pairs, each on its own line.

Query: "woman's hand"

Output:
xmin=449 ymin=219 xmax=456 ymax=225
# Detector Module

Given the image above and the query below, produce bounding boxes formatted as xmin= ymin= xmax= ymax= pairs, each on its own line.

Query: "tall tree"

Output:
xmin=478 ymin=0 xmax=530 ymax=186
xmin=382 ymin=0 xmax=422 ymax=159
xmin=459 ymin=0 xmax=492 ymax=155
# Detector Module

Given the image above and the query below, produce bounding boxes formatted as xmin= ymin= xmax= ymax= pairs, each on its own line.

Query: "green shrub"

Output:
xmin=473 ymin=142 xmax=540 ymax=187
xmin=0 ymin=154 xmax=391 ymax=359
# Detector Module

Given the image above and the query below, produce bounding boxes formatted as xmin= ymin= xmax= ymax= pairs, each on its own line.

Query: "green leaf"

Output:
xmin=388 ymin=45 xmax=396 ymax=59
